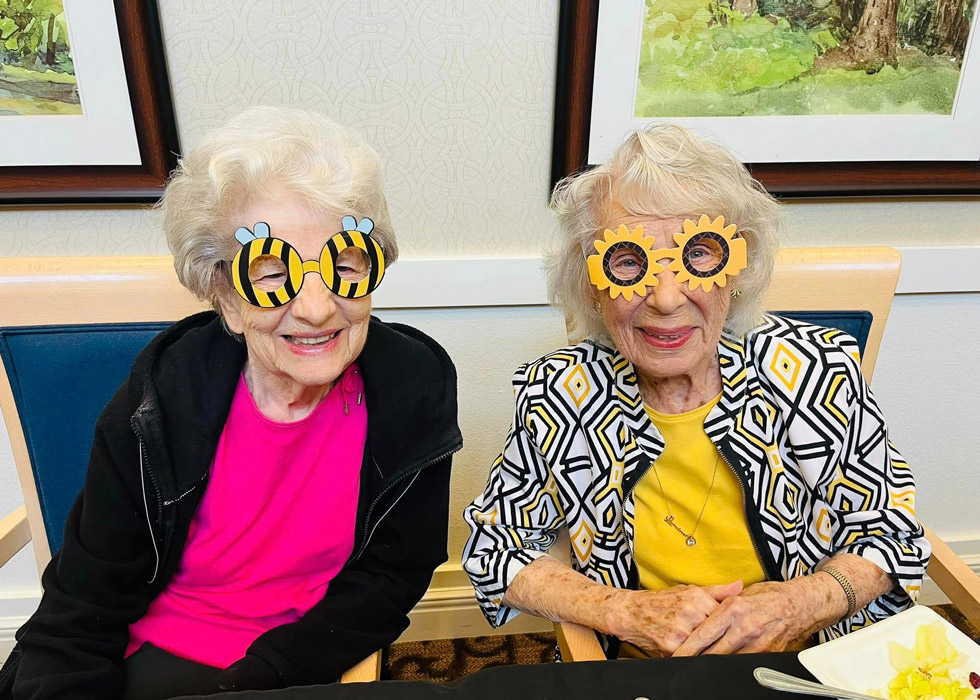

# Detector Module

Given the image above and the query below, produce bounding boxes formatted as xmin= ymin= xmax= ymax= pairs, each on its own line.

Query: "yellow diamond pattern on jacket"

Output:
xmin=770 ymin=343 xmax=802 ymax=391
xmin=571 ymin=520 xmax=595 ymax=566
xmin=564 ymin=366 xmax=591 ymax=408
xmin=891 ymin=489 xmax=915 ymax=515
xmin=520 ymin=475 xmax=562 ymax=529
xmin=815 ymin=506 xmax=832 ymax=543
xmin=766 ymin=461 xmax=801 ymax=530
xmin=822 ymin=372 xmax=849 ymax=426
xmin=827 ymin=466 xmax=874 ymax=512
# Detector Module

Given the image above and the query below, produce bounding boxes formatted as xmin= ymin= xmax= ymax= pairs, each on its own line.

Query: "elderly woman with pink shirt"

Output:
xmin=2 ymin=107 xmax=461 ymax=700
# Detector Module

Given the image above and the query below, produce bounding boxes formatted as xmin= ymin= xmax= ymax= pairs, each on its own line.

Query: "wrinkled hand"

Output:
xmin=672 ymin=580 xmax=816 ymax=656
xmin=604 ymin=581 xmax=743 ymax=656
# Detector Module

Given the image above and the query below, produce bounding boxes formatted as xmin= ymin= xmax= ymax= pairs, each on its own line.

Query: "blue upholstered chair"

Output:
xmin=0 ymin=256 xmax=380 ymax=682
xmin=0 ymin=323 xmax=171 ymax=560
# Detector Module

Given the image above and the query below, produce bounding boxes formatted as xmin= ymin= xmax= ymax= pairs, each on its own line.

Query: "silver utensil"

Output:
xmin=754 ymin=667 xmax=884 ymax=700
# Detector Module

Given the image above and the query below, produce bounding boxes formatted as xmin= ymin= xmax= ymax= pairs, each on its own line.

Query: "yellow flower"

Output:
xmin=586 ymin=224 xmax=663 ymax=301
xmin=667 ymin=214 xmax=747 ymax=293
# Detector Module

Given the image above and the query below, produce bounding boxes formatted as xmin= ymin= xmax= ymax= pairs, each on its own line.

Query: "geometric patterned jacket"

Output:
xmin=462 ymin=315 xmax=930 ymax=648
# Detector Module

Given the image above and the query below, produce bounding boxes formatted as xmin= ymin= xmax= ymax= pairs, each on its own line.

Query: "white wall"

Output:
xmin=0 ymin=0 xmax=977 ymax=623
xmin=872 ymin=292 xmax=980 ymax=538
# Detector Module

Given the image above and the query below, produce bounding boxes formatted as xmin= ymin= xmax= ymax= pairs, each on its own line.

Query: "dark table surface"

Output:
xmin=186 ymin=651 xmax=819 ymax=700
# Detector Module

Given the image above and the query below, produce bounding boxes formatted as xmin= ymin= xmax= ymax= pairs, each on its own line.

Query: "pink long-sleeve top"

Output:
xmin=126 ymin=364 xmax=366 ymax=668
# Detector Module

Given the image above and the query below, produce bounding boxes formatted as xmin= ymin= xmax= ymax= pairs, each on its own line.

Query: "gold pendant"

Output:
xmin=664 ymin=515 xmax=697 ymax=545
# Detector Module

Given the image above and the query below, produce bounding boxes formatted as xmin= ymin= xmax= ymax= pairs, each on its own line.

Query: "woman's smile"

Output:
xmin=638 ymin=325 xmax=696 ymax=349
xmin=282 ymin=328 xmax=343 ymax=355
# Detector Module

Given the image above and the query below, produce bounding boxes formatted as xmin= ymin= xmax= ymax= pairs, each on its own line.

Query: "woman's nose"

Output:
xmin=646 ymin=268 xmax=686 ymax=314
xmin=289 ymin=272 xmax=338 ymax=324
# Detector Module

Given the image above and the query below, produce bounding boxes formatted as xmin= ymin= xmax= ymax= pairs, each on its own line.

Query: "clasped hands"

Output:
xmin=604 ymin=577 xmax=821 ymax=657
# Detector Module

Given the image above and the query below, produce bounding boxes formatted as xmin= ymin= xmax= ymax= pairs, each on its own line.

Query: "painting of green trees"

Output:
xmin=0 ymin=0 xmax=79 ymax=116
xmin=635 ymin=0 xmax=977 ymax=116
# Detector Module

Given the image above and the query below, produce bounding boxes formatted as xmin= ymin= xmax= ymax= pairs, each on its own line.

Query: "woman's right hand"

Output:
xmin=601 ymin=581 xmax=744 ymax=656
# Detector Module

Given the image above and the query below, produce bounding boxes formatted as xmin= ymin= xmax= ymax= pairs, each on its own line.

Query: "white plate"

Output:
xmin=798 ymin=606 xmax=980 ymax=696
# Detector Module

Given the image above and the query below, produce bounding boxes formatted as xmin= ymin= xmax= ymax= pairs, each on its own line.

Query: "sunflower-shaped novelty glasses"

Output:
xmin=587 ymin=215 xmax=746 ymax=301
xmin=231 ymin=216 xmax=386 ymax=307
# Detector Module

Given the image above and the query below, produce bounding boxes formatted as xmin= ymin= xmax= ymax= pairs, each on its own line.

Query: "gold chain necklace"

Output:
xmin=650 ymin=453 xmax=720 ymax=547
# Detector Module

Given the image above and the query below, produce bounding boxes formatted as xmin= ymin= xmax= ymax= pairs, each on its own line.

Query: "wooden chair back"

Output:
xmin=0 ymin=256 xmax=206 ymax=573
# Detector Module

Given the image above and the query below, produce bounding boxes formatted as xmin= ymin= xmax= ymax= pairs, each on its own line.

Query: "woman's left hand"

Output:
xmin=671 ymin=577 xmax=835 ymax=656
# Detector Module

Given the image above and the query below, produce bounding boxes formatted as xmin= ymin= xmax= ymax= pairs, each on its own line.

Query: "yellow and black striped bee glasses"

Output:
xmin=230 ymin=216 xmax=386 ymax=308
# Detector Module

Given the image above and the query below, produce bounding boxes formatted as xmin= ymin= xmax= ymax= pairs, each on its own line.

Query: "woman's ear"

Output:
xmin=215 ymin=284 xmax=246 ymax=335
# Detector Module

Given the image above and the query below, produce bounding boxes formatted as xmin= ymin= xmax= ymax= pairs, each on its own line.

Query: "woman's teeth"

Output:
xmin=288 ymin=331 xmax=338 ymax=346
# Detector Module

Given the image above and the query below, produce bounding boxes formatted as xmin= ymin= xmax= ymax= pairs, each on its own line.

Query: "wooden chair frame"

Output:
xmin=556 ymin=246 xmax=980 ymax=660
xmin=0 ymin=256 xmax=380 ymax=680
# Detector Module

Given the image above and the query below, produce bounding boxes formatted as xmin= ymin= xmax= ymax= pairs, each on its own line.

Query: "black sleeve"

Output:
xmin=12 ymin=399 xmax=155 ymax=700
xmin=207 ymin=454 xmax=453 ymax=690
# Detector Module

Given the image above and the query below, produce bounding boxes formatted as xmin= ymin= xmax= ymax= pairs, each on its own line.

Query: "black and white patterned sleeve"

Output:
xmin=461 ymin=362 xmax=566 ymax=627
xmin=823 ymin=333 xmax=931 ymax=633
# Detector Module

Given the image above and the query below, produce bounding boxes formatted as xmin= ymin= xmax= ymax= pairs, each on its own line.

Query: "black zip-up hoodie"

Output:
xmin=2 ymin=311 xmax=462 ymax=699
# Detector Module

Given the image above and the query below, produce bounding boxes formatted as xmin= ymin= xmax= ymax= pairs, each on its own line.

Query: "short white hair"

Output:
xmin=547 ymin=124 xmax=781 ymax=340
xmin=160 ymin=106 xmax=397 ymax=308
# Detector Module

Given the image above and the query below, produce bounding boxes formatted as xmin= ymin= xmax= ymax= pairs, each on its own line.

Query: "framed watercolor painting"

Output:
xmin=552 ymin=0 xmax=980 ymax=195
xmin=0 ymin=0 xmax=179 ymax=204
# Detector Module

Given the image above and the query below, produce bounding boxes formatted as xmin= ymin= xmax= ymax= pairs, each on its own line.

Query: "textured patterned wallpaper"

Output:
xmin=0 ymin=0 xmax=560 ymax=257
xmin=0 ymin=0 xmax=975 ymax=258
xmin=0 ymin=0 xmax=977 ymax=595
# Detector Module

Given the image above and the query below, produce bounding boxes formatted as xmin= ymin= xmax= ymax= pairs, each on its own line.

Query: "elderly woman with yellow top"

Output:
xmin=462 ymin=125 xmax=930 ymax=658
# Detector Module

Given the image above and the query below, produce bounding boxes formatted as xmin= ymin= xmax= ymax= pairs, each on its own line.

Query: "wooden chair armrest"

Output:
xmin=0 ymin=506 xmax=30 ymax=568
xmin=923 ymin=524 xmax=980 ymax=631
xmin=339 ymin=650 xmax=381 ymax=683
xmin=555 ymin=621 xmax=605 ymax=662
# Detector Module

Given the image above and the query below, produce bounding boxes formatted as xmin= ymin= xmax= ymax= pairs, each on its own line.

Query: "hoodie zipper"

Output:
xmin=717 ymin=443 xmax=778 ymax=581
xmin=622 ymin=457 xmax=653 ymax=562
xmin=350 ymin=445 xmax=461 ymax=562
xmin=163 ymin=481 xmax=206 ymax=507
xmin=130 ymin=416 xmax=162 ymax=585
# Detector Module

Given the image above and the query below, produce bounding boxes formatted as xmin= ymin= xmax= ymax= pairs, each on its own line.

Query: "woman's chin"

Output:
xmin=629 ymin=343 xmax=706 ymax=379
xmin=636 ymin=357 xmax=699 ymax=380
xmin=270 ymin=355 xmax=348 ymax=391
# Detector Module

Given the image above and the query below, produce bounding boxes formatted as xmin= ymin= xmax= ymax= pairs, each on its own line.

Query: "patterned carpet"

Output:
xmin=389 ymin=604 xmax=979 ymax=682
xmin=389 ymin=632 xmax=555 ymax=682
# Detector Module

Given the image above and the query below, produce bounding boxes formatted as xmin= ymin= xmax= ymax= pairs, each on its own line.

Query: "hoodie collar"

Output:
xmin=137 ymin=312 xmax=461 ymax=489
xmin=354 ymin=318 xmax=462 ymax=482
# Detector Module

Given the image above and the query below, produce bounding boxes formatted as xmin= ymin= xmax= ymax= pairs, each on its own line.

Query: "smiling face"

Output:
xmin=218 ymin=190 xmax=372 ymax=398
xmin=597 ymin=212 xmax=733 ymax=385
